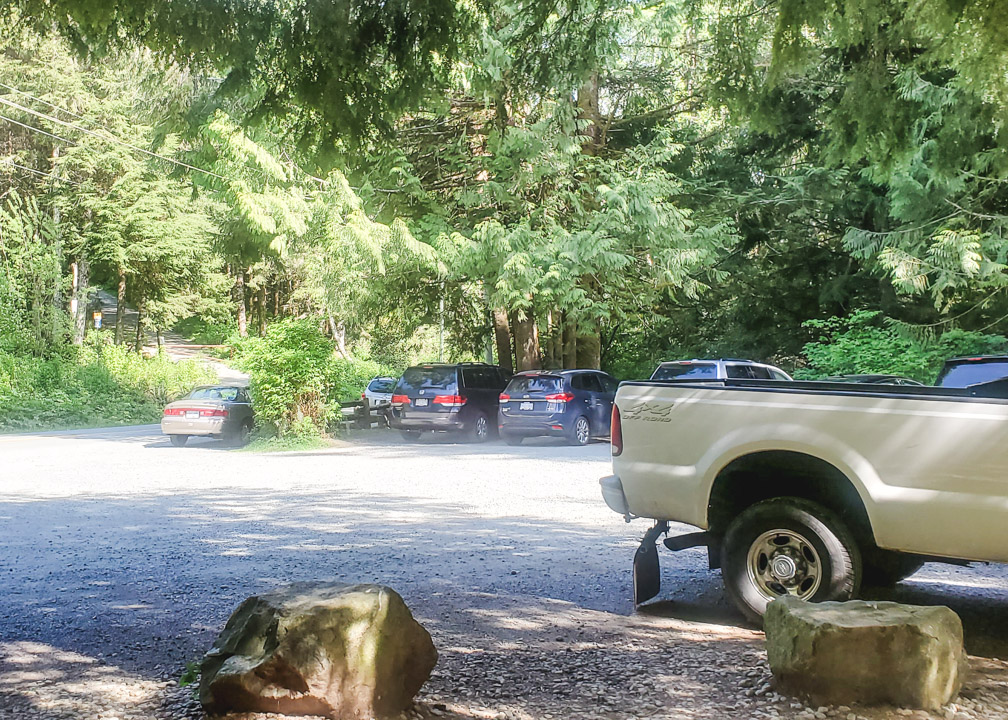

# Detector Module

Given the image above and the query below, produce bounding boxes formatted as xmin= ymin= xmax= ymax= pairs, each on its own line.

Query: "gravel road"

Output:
xmin=2 ymin=426 xmax=1007 ymax=719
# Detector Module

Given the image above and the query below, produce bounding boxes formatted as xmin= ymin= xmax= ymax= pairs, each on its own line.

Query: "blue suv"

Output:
xmin=498 ymin=370 xmax=619 ymax=446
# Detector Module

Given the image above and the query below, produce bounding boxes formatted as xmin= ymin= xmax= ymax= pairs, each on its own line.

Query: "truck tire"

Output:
xmin=720 ymin=497 xmax=862 ymax=624
xmin=862 ymin=549 xmax=925 ymax=587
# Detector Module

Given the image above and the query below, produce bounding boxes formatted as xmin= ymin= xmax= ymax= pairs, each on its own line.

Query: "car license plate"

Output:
xmin=185 ymin=410 xmax=199 ymax=419
xmin=520 ymin=401 xmax=534 ymax=410
xmin=414 ymin=398 xmax=428 ymax=407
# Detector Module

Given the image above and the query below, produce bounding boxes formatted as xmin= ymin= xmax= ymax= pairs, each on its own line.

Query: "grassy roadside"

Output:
xmin=0 ymin=338 xmax=216 ymax=433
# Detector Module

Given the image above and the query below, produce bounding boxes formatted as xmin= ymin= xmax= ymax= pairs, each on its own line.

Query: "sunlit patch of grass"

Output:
xmin=241 ymin=434 xmax=332 ymax=452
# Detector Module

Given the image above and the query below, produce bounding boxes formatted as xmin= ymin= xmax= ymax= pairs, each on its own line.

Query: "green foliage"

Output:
xmin=797 ymin=311 xmax=1008 ymax=383
xmin=0 ymin=335 xmax=215 ymax=432
xmin=233 ymin=319 xmax=340 ymax=437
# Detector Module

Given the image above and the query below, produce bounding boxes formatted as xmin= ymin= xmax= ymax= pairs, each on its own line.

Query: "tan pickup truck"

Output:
xmin=600 ymin=377 xmax=1008 ymax=622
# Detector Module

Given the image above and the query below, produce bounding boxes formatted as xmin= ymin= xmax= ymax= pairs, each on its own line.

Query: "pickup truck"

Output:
xmin=600 ymin=377 xmax=1008 ymax=622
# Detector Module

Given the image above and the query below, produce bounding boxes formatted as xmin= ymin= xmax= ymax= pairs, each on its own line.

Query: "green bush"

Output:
xmin=234 ymin=319 xmax=341 ymax=437
xmin=232 ymin=319 xmax=400 ymax=437
xmin=798 ymin=311 xmax=1008 ymax=383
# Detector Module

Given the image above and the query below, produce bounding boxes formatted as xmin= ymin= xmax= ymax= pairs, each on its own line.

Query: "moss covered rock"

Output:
xmin=200 ymin=582 xmax=437 ymax=718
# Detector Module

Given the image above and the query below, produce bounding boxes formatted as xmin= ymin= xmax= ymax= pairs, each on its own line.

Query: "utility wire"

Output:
xmin=1 ymin=159 xmax=81 ymax=187
xmin=0 ymin=94 xmax=227 ymax=181
xmin=0 ymin=80 xmax=92 ymax=124
xmin=0 ymin=80 xmax=329 ymax=190
xmin=0 ymin=112 xmax=77 ymax=145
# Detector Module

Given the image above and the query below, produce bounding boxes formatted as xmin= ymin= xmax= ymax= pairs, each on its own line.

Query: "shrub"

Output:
xmin=798 ymin=311 xmax=1008 ymax=383
xmin=235 ymin=319 xmax=341 ymax=436
xmin=0 ymin=335 xmax=216 ymax=432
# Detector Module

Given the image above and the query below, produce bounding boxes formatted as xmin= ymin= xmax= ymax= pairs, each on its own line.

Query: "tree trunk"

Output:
xmin=576 ymin=318 xmax=602 ymax=369
xmin=134 ymin=302 xmax=144 ymax=353
xmin=273 ymin=288 xmax=280 ymax=317
xmin=511 ymin=309 xmax=541 ymax=371
xmin=328 ymin=317 xmax=351 ymax=359
xmin=577 ymin=72 xmax=602 ymax=155
xmin=114 ymin=268 xmax=126 ymax=344
xmin=562 ymin=313 xmax=578 ymax=368
xmin=156 ymin=327 xmax=162 ymax=350
xmin=257 ymin=286 xmax=267 ymax=335
xmin=235 ymin=269 xmax=248 ymax=337
xmin=492 ymin=307 xmax=513 ymax=374
xmin=70 ymin=258 xmax=89 ymax=345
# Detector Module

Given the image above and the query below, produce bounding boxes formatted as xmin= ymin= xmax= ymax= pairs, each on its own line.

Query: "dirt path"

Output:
xmin=93 ymin=289 xmax=247 ymax=384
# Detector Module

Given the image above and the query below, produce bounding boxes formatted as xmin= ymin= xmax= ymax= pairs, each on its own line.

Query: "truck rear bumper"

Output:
xmin=600 ymin=475 xmax=631 ymax=518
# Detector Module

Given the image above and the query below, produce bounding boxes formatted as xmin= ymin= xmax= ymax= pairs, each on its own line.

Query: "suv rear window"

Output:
xmin=506 ymin=374 xmax=562 ymax=395
xmin=397 ymin=367 xmax=458 ymax=394
xmin=936 ymin=360 xmax=1008 ymax=388
xmin=651 ymin=362 xmax=717 ymax=380
xmin=367 ymin=378 xmax=396 ymax=393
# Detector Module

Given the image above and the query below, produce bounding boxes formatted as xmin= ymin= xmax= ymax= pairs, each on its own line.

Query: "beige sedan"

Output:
xmin=161 ymin=385 xmax=254 ymax=447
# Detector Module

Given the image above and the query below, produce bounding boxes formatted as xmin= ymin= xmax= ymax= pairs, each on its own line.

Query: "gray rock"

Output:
xmin=764 ymin=597 xmax=967 ymax=710
xmin=200 ymin=582 xmax=438 ymax=719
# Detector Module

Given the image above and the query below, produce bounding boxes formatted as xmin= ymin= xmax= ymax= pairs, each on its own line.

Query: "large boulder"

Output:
xmin=765 ymin=596 xmax=967 ymax=710
xmin=200 ymin=582 xmax=438 ymax=719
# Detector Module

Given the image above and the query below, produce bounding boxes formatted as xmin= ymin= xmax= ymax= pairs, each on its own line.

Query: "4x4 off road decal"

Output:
xmin=622 ymin=402 xmax=673 ymax=422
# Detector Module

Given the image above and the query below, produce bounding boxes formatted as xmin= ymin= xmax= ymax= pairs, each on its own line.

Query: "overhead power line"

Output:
xmin=0 ymin=94 xmax=226 ymax=181
xmin=0 ymin=112 xmax=77 ymax=145
xmin=1 ymin=159 xmax=81 ymax=186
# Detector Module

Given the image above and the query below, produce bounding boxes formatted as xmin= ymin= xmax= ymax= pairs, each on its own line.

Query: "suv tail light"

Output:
xmin=611 ymin=405 xmax=623 ymax=456
xmin=391 ymin=394 xmax=409 ymax=404
xmin=544 ymin=392 xmax=575 ymax=403
xmin=433 ymin=394 xmax=466 ymax=407
xmin=499 ymin=393 xmax=510 ymax=402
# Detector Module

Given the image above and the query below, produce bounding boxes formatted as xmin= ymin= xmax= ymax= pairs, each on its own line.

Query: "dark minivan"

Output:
xmin=390 ymin=363 xmax=510 ymax=442
xmin=498 ymin=370 xmax=619 ymax=446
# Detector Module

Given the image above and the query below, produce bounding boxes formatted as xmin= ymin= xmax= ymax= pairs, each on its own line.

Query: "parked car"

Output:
xmin=362 ymin=376 xmax=397 ymax=408
xmin=650 ymin=358 xmax=792 ymax=381
xmin=389 ymin=363 xmax=510 ymax=442
xmin=161 ymin=385 xmax=254 ymax=447
xmin=822 ymin=374 xmax=924 ymax=386
xmin=499 ymin=369 xmax=619 ymax=446
xmin=935 ymin=355 xmax=1008 ymax=388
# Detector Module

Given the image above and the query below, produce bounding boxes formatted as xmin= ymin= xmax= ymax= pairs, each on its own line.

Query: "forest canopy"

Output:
xmin=3 ymin=0 xmax=1007 ymax=409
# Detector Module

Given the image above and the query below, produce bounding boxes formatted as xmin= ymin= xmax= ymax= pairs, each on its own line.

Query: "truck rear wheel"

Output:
xmin=721 ymin=497 xmax=861 ymax=624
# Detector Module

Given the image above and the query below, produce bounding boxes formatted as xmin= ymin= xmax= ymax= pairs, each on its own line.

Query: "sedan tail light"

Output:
xmin=163 ymin=408 xmax=181 ymax=416
xmin=544 ymin=392 xmax=575 ymax=403
xmin=200 ymin=409 xmax=229 ymax=417
xmin=391 ymin=394 xmax=409 ymax=404
xmin=433 ymin=394 xmax=466 ymax=407
xmin=611 ymin=404 xmax=623 ymax=456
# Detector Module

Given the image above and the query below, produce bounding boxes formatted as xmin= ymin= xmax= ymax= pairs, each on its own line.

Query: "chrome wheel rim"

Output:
xmin=746 ymin=529 xmax=822 ymax=601
xmin=475 ymin=416 xmax=488 ymax=439
xmin=575 ymin=418 xmax=589 ymax=444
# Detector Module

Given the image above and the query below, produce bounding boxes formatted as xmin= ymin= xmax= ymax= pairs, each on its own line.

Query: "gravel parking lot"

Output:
xmin=2 ymin=426 xmax=1007 ymax=720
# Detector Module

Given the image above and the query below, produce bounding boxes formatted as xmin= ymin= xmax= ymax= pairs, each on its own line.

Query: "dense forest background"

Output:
xmin=3 ymin=0 xmax=1008 ymax=433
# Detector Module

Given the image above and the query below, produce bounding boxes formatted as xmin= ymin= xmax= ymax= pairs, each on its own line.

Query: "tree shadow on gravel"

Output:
xmin=4 ymin=486 xmax=1008 ymax=719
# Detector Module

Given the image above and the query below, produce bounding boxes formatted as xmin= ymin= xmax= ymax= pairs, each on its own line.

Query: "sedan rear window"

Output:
xmin=397 ymin=367 xmax=458 ymax=393
xmin=188 ymin=387 xmax=238 ymax=401
xmin=651 ymin=363 xmax=717 ymax=380
xmin=505 ymin=374 xmax=562 ymax=395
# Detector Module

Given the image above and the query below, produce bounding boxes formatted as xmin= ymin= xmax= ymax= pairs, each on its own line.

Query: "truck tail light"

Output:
xmin=433 ymin=394 xmax=466 ymax=407
xmin=544 ymin=392 xmax=575 ymax=403
xmin=391 ymin=394 xmax=409 ymax=404
xmin=611 ymin=405 xmax=623 ymax=456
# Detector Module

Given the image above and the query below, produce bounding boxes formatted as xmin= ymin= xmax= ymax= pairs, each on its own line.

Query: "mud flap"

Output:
xmin=633 ymin=521 xmax=669 ymax=606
